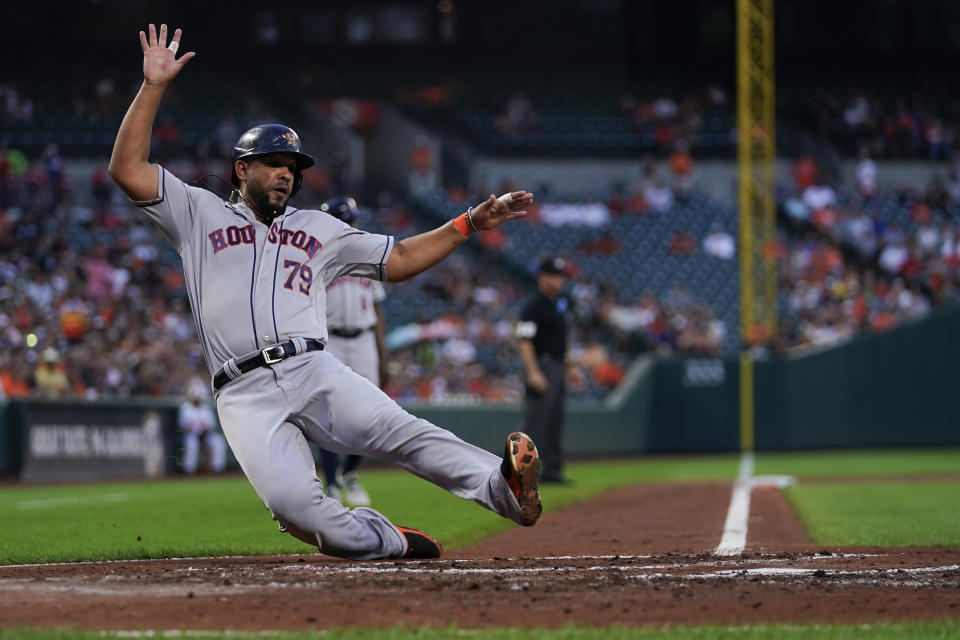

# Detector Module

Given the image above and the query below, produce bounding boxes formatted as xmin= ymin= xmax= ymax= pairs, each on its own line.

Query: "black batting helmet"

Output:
xmin=321 ymin=196 xmax=359 ymax=224
xmin=231 ymin=124 xmax=315 ymax=197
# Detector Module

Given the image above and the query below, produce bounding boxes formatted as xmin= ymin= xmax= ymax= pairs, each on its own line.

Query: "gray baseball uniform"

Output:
xmin=325 ymin=276 xmax=385 ymax=384
xmin=136 ymin=165 xmax=526 ymax=559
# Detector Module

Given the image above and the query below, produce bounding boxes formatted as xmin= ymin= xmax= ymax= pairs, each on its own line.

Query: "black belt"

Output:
xmin=213 ymin=339 xmax=324 ymax=391
xmin=329 ymin=327 xmax=369 ymax=339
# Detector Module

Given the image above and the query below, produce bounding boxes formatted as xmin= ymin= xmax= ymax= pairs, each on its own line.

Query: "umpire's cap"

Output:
xmin=231 ymin=124 xmax=315 ymax=197
xmin=321 ymin=196 xmax=359 ymax=225
xmin=539 ymin=256 xmax=567 ymax=275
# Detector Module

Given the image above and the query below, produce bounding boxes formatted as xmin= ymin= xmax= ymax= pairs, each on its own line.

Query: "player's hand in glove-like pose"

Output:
xmin=384 ymin=191 xmax=534 ymax=282
xmin=109 ymin=23 xmax=195 ymax=203
xmin=468 ymin=192 xmax=535 ymax=230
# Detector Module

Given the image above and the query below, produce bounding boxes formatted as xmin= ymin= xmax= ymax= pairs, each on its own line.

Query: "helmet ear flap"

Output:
xmin=291 ymin=171 xmax=304 ymax=197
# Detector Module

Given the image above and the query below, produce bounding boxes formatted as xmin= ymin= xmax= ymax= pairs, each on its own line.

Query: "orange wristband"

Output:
xmin=453 ymin=212 xmax=473 ymax=237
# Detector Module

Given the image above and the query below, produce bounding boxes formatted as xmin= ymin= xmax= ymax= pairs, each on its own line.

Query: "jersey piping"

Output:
xmin=132 ymin=167 xmax=167 ymax=207
xmin=248 ymin=234 xmax=261 ymax=349
xmin=269 ymin=216 xmax=285 ymax=346
xmin=378 ymin=237 xmax=391 ymax=281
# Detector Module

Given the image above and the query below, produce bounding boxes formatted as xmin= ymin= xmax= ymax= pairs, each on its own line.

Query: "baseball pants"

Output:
xmin=215 ymin=348 xmax=525 ymax=560
xmin=523 ymin=355 xmax=566 ymax=481
xmin=321 ymin=331 xmax=379 ymax=481
xmin=325 ymin=331 xmax=379 ymax=384
xmin=182 ymin=430 xmax=227 ymax=474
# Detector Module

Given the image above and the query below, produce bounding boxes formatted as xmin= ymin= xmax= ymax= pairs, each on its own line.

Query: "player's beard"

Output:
xmin=247 ymin=184 xmax=288 ymax=221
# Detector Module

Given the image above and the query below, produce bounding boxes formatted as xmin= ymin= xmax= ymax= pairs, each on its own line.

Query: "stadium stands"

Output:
xmin=3 ymin=67 xmax=960 ymax=403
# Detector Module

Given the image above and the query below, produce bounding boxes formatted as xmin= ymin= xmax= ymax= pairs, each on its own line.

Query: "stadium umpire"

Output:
xmin=516 ymin=256 xmax=574 ymax=484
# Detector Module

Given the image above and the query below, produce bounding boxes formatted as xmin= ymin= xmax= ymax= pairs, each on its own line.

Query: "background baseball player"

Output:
xmin=178 ymin=377 xmax=227 ymax=475
xmin=316 ymin=196 xmax=387 ymax=507
xmin=107 ymin=24 xmax=542 ymax=560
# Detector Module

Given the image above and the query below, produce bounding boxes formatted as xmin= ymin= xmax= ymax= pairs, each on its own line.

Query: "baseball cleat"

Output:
xmin=341 ymin=471 xmax=371 ymax=507
xmin=396 ymin=526 xmax=443 ymax=559
xmin=501 ymin=431 xmax=542 ymax=526
xmin=325 ymin=483 xmax=343 ymax=504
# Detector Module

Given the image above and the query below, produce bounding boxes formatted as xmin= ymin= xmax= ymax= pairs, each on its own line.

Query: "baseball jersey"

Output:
xmin=135 ymin=165 xmax=394 ymax=373
xmin=325 ymin=276 xmax=385 ymax=331
xmin=178 ymin=401 xmax=217 ymax=435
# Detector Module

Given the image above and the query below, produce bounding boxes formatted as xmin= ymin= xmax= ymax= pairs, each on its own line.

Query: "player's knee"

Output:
xmin=264 ymin=479 xmax=323 ymax=531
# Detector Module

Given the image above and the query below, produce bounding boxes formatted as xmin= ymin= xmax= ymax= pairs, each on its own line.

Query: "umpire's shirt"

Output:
xmin=517 ymin=292 xmax=568 ymax=364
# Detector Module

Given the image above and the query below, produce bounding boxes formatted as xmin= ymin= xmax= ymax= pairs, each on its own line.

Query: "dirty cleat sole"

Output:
xmin=501 ymin=431 xmax=542 ymax=526
xmin=396 ymin=526 xmax=442 ymax=559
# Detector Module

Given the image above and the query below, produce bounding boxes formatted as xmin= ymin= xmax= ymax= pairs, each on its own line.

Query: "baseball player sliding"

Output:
xmin=108 ymin=24 xmax=541 ymax=560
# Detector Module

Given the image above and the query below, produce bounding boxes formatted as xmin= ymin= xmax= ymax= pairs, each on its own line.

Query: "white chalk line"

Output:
xmin=714 ymin=452 xmax=796 ymax=556
xmin=694 ymin=564 xmax=960 ymax=579
xmin=0 ymin=561 xmax=954 ymax=598
xmin=0 ymin=553 xmax=652 ymax=571
xmin=715 ymin=452 xmax=755 ymax=556
xmin=0 ymin=552 xmax=880 ymax=572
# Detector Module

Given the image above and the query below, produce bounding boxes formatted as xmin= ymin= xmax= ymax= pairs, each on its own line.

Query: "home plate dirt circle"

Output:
xmin=1 ymin=482 xmax=959 ymax=630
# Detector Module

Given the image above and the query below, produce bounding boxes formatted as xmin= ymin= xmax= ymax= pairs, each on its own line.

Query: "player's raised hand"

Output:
xmin=468 ymin=191 xmax=534 ymax=231
xmin=140 ymin=23 xmax=195 ymax=85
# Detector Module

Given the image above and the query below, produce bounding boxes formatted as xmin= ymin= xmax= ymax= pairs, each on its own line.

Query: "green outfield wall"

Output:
xmin=410 ymin=300 xmax=958 ymax=455
xmin=753 ymin=303 xmax=959 ymax=450
xmin=1 ymin=304 xmax=957 ymax=478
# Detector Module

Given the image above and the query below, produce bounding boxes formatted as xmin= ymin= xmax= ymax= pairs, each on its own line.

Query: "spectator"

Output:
xmin=1 ymin=359 xmax=32 ymax=397
xmin=879 ymin=239 xmax=910 ymax=275
xmin=495 ymin=93 xmax=538 ymax=137
xmin=793 ymin=156 xmax=819 ymax=191
xmin=855 ymin=147 xmax=877 ymax=199
xmin=408 ymin=135 xmax=437 ymax=196
xmin=33 ymin=348 xmax=69 ymax=398
xmin=668 ymin=141 xmax=695 ymax=197
xmin=703 ymin=224 xmax=735 ymax=259
xmin=669 ymin=231 xmax=696 ymax=255
xmin=802 ymin=182 xmax=837 ymax=213
xmin=643 ymin=178 xmax=674 ymax=212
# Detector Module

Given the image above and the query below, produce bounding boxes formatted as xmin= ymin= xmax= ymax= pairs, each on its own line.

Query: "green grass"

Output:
xmin=754 ymin=448 xmax=960 ymax=478
xmin=0 ymin=455 xmax=739 ymax=565
xmin=2 ymin=447 xmax=959 ymax=564
xmin=3 ymin=451 xmax=960 ymax=637
xmin=785 ymin=482 xmax=960 ymax=547
xmin=3 ymin=621 xmax=960 ymax=639
xmin=754 ymin=448 xmax=960 ymax=547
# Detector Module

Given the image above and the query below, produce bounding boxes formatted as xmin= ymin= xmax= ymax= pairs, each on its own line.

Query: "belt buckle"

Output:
xmin=261 ymin=344 xmax=285 ymax=365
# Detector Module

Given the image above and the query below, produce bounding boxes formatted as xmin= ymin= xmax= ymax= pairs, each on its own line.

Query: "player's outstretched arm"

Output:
xmin=384 ymin=191 xmax=533 ymax=282
xmin=108 ymin=24 xmax=196 ymax=201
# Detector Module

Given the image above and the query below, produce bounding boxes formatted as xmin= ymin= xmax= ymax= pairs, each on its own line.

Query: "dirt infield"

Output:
xmin=2 ymin=481 xmax=959 ymax=631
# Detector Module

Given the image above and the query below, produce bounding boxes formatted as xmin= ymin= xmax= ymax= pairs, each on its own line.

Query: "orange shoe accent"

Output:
xmin=396 ymin=526 xmax=442 ymax=559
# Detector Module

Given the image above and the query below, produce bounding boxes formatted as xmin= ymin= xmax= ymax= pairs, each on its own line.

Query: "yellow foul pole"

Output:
xmin=736 ymin=0 xmax=775 ymax=453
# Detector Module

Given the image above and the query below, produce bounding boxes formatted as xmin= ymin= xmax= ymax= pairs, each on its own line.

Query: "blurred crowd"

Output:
xmin=0 ymin=147 xmax=208 ymax=400
xmin=352 ymin=200 xmax=638 ymax=404
xmin=0 ymin=147 xmax=639 ymax=403
xmin=777 ymin=156 xmax=960 ymax=352
xmin=4 ymin=74 xmax=960 ymax=402
xmin=803 ymin=87 xmax=960 ymax=160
